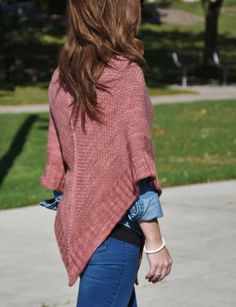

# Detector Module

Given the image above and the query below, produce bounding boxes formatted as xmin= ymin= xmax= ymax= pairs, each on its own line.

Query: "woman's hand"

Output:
xmin=138 ymin=218 xmax=173 ymax=283
xmin=144 ymin=238 xmax=173 ymax=283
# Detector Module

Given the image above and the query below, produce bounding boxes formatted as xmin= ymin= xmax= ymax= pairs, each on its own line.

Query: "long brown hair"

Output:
xmin=58 ymin=0 xmax=147 ymax=133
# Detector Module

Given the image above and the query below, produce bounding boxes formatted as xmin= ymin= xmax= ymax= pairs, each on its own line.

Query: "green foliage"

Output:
xmin=224 ymin=0 xmax=236 ymax=5
xmin=0 ymin=0 xmax=236 ymax=87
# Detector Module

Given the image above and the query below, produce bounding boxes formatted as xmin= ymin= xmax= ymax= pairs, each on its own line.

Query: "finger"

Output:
xmin=166 ymin=258 xmax=173 ymax=275
xmin=155 ymin=266 xmax=168 ymax=282
xmin=148 ymin=266 xmax=162 ymax=282
xmin=150 ymin=262 xmax=169 ymax=283
xmin=150 ymin=272 xmax=162 ymax=283
xmin=145 ymin=265 xmax=157 ymax=280
xmin=166 ymin=263 xmax=172 ymax=275
xmin=149 ymin=272 xmax=162 ymax=283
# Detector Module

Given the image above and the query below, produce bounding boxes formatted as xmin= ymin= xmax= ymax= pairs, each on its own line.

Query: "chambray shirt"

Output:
xmin=41 ymin=177 xmax=164 ymax=237
xmin=118 ymin=177 xmax=164 ymax=236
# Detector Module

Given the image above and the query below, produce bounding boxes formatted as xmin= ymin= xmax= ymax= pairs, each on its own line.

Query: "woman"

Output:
xmin=39 ymin=0 xmax=173 ymax=306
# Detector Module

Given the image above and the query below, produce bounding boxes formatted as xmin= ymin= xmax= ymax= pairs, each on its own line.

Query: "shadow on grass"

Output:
xmin=1 ymin=15 xmax=236 ymax=90
xmin=0 ymin=114 xmax=39 ymax=187
xmin=139 ymin=27 xmax=236 ymax=86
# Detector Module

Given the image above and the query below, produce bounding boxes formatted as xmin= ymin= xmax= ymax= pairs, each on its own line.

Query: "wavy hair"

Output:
xmin=58 ymin=0 xmax=147 ymax=133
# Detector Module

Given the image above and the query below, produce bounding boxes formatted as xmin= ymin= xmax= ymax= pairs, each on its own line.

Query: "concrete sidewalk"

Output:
xmin=152 ymin=85 xmax=236 ymax=105
xmin=0 ymin=180 xmax=236 ymax=307
xmin=0 ymin=85 xmax=235 ymax=114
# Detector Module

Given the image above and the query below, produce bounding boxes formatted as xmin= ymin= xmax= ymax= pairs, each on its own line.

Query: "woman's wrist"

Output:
xmin=138 ymin=218 xmax=163 ymax=245
xmin=145 ymin=237 xmax=163 ymax=251
xmin=144 ymin=237 xmax=165 ymax=254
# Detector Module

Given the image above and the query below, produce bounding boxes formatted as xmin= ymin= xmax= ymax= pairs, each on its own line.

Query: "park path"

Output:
xmin=0 ymin=85 xmax=235 ymax=114
xmin=0 ymin=180 xmax=236 ymax=307
xmin=152 ymin=85 xmax=236 ymax=105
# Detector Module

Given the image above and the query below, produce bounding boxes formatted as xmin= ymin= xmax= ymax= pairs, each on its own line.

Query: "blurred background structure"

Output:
xmin=0 ymin=0 xmax=236 ymax=92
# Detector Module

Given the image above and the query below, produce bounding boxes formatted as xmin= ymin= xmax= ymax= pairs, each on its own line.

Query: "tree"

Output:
xmin=201 ymin=0 xmax=224 ymax=66
xmin=47 ymin=0 xmax=66 ymax=15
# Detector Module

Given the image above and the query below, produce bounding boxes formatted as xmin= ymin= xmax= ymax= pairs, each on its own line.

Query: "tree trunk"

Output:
xmin=47 ymin=0 xmax=67 ymax=15
xmin=202 ymin=0 xmax=224 ymax=66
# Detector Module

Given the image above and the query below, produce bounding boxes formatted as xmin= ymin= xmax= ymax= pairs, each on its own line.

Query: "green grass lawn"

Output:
xmin=148 ymin=87 xmax=197 ymax=96
xmin=0 ymin=99 xmax=235 ymax=210
xmin=0 ymin=84 xmax=48 ymax=105
xmin=153 ymin=99 xmax=236 ymax=186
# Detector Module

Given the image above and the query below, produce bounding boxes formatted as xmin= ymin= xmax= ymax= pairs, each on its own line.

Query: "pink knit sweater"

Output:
xmin=40 ymin=55 xmax=162 ymax=287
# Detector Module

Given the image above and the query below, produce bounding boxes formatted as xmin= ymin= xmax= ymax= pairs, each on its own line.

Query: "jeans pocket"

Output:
xmin=95 ymin=238 xmax=109 ymax=254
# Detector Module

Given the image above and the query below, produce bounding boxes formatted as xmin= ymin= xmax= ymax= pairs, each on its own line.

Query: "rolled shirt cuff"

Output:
xmin=128 ymin=189 xmax=164 ymax=221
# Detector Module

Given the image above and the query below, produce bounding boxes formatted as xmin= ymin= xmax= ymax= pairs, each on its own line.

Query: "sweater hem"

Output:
xmin=64 ymin=168 xmax=150 ymax=287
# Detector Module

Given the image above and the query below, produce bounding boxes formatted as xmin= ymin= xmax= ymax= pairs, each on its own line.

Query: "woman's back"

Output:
xmin=48 ymin=56 xmax=147 ymax=169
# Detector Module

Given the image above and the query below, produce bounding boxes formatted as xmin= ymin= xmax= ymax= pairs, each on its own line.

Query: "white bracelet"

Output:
xmin=144 ymin=237 xmax=165 ymax=254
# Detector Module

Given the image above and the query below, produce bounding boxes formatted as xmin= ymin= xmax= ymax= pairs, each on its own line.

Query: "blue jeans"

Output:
xmin=76 ymin=236 xmax=140 ymax=307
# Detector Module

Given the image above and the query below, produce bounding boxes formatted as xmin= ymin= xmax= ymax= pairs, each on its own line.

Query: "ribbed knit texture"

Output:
xmin=40 ymin=55 xmax=162 ymax=287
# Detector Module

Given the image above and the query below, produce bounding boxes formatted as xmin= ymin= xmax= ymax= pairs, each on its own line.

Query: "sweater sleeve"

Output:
xmin=40 ymin=108 xmax=66 ymax=192
xmin=121 ymin=62 xmax=162 ymax=196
